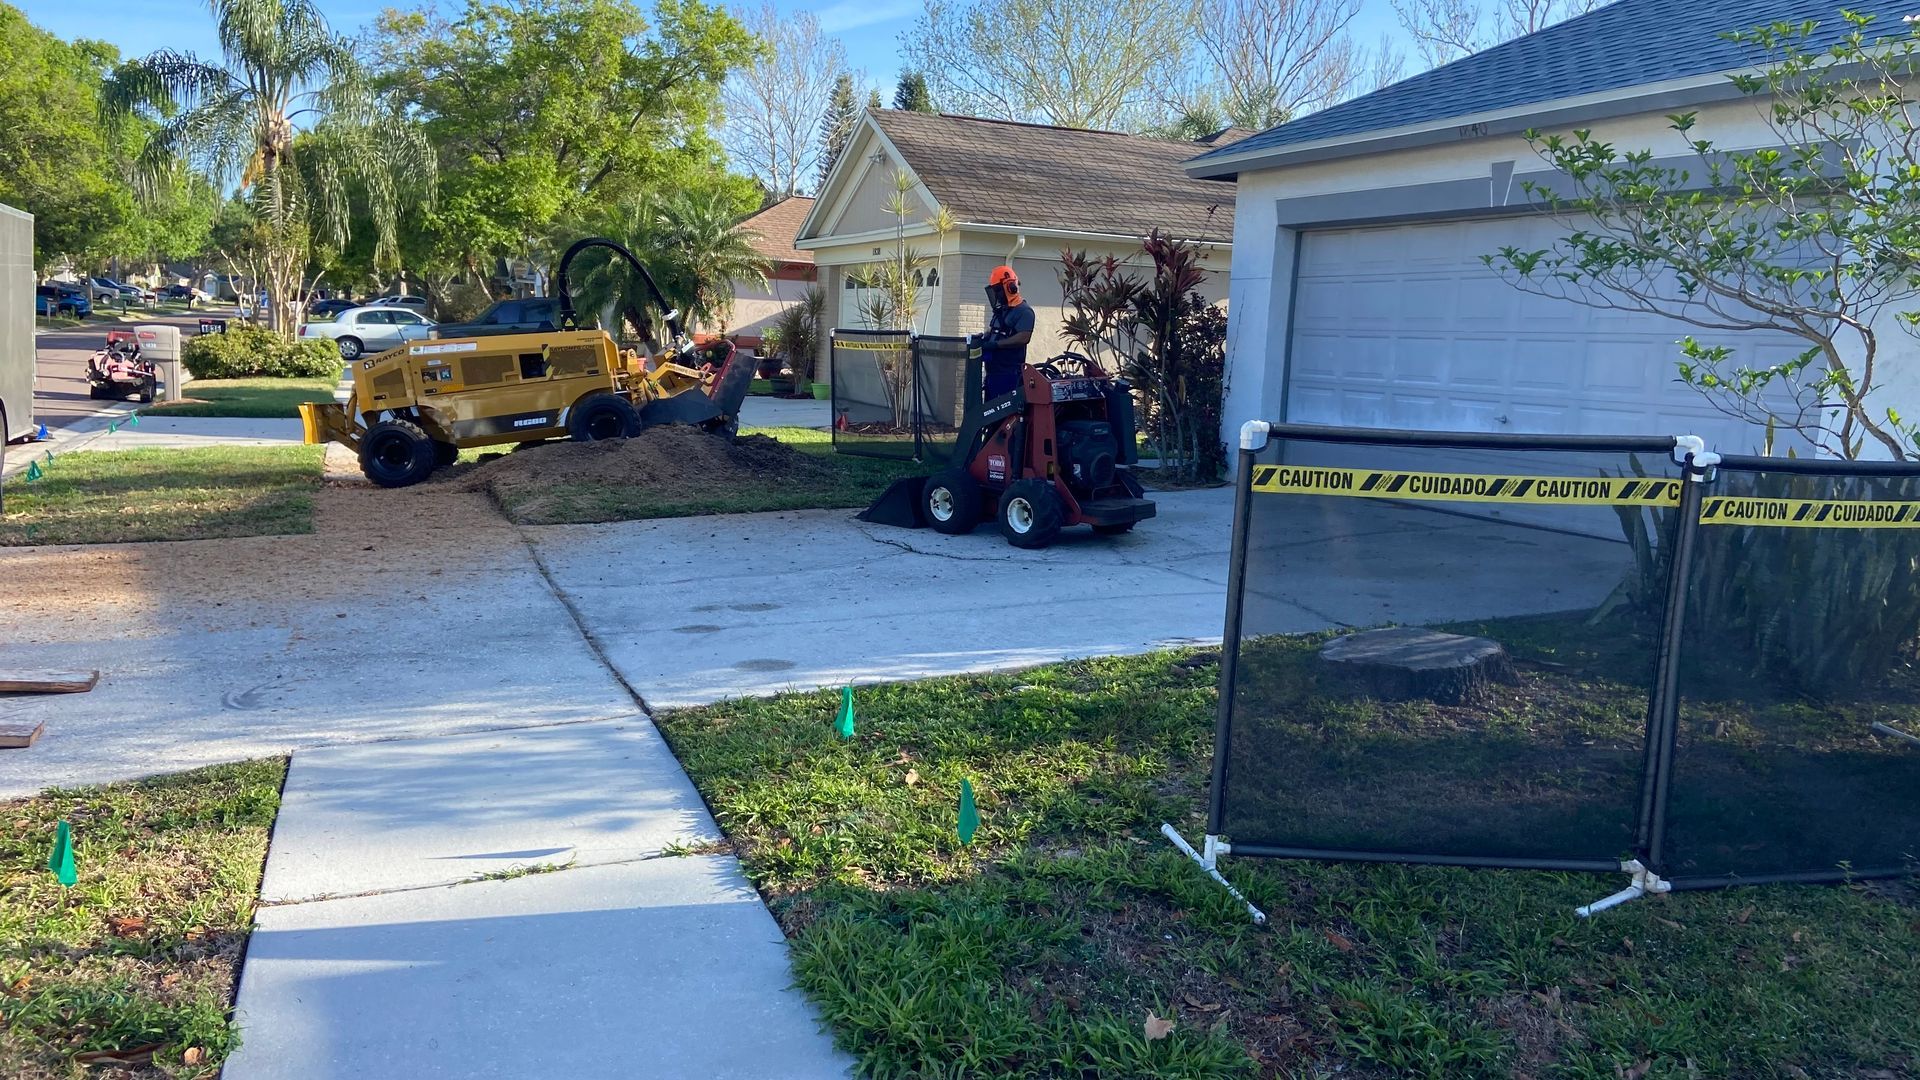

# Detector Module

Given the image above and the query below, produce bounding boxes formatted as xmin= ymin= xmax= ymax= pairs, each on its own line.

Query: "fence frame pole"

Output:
xmin=1207 ymin=421 xmax=1268 ymax=836
xmin=1643 ymin=449 xmax=1715 ymax=874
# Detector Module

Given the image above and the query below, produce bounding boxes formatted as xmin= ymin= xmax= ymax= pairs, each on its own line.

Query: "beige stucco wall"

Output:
xmin=811 ymin=232 xmax=1230 ymax=383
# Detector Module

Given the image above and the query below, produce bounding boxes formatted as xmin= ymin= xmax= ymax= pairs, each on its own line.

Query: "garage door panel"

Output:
xmin=1448 ymin=343 xmax=1510 ymax=388
xmin=1391 ymin=338 xmax=1449 ymax=385
xmin=1288 ymin=220 xmax=1797 ymax=448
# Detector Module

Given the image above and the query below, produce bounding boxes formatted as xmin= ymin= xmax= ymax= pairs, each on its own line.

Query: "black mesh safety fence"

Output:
xmin=830 ymin=329 xmax=915 ymax=459
xmin=911 ymin=335 xmax=974 ymax=462
xmin=830 ymin=330 xmax=979 ymax=461
xmin=1218 ymin=430 xmax=1685 ymax=868
xmin=1662 ymin=461 xmax=1920 ymax=886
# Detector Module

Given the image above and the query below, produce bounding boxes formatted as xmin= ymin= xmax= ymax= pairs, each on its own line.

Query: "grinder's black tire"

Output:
xmin=568 ymin=393 xmax=642 ymax=442
xmin=998 ymin=478 xmax=1064 ymax=549
xmin=923 ymin=468 xmax=981 ymax=534
xmin=360 ymin=418 xmax=437 ymax=487
xmin=433 ymin=440 xmax=459 ymax=467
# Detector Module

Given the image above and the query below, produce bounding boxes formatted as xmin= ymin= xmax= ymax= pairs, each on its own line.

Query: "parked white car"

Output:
xmin=371 ymin=294 xmax=431 ymax=315
xmin=299 ymin=305 xmax=436 ymax=360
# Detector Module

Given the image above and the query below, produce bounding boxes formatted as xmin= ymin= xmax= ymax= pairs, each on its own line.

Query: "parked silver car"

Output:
xmin=370 ymin=294 xmax=431 ymax=315
xmin=298 ymin=305 xmax=436 ymax=360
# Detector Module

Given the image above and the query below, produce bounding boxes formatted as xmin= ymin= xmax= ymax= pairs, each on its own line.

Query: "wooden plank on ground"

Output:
xmin=0 ymin=721 xmax=45 ymax=749
xmin=0 ymin=671 xmax=99 ymax=694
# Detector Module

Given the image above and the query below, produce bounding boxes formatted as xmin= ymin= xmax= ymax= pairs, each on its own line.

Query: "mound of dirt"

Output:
xmin=439 ymin=426 xmax=834 ymax=500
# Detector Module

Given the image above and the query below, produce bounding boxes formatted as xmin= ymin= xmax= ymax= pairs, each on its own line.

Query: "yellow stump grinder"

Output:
xmin=298 ymin=238 xmax=755 ymax=487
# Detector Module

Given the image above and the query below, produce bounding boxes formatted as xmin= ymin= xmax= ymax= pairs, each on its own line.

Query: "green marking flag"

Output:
xmin=24 ymin=460 xmax=42 ymax=482
xmin=107 ymin=421 xmax=119 ymax=434
xmin=48 ymin=820 xmax=75 ymax=888
xmin=127 ymin=412 xmax=139 ymax=428
xmin=957 ymin=779 xmax=979 ymax=845
xmin=835 ymin=685 xmax=855 ymax=739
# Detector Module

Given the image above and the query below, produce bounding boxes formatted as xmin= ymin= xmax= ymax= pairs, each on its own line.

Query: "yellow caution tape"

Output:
xmin=1698 ymin=497 xmax=1920 ymax=528
xmin=1250 ymin=465 xmax=1682 ymax=506
xmin=1249 ymin=464 xmax=1920 ymax=527
xmin=834 ymin=340 xmax=911 ymax=352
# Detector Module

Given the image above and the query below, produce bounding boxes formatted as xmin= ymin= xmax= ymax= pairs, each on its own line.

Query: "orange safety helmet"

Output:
xmin=986 ymin=265 xmax=1022 ymax=308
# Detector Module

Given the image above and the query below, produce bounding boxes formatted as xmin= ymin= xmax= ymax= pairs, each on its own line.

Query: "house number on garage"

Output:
xmin=1457 ymin=122 xmax=1490 ymax=139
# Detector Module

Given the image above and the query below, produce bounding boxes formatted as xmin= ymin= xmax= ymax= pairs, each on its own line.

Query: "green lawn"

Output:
xmin=33 ymin=315 xmax=85 ymax=331
xmin=493 ymin=425 xmax=928 ymax=525
xmin=148 ymin=378 xmax=336 ymax=418
xmin=0 ymin=761 xmax=285 ymax=1077
xmin=656 ymin=650 xmax=1920 ymax=1079
xmin=0 ymin=445 xmax=324 ymax=546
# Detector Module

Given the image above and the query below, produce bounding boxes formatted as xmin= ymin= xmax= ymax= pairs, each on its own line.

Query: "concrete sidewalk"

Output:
xmin=224 ymin=721 xmax=849 ymax=1080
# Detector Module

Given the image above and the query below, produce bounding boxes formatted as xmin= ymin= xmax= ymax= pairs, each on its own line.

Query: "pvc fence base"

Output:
xmin=1160 ymin=823 xmax=1268 ymax=925
xmin=1576 ymin=860 xmax=1671 ymax=918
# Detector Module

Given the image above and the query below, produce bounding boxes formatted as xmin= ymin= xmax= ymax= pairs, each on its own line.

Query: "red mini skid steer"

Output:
xmin=860 ymin=344 xmax=1155 ymax=549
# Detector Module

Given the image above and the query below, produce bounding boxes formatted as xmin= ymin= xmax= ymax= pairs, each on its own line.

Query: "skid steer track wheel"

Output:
xmin=360 ymin=419 xmax=437 ymax=487
xmin=923 ymin=469 xmax=981 ymax=534
xmin=998 ymin=478 xmax=1064 ymax=549
xmin=568 ymin=393 xmax=642 ymax=442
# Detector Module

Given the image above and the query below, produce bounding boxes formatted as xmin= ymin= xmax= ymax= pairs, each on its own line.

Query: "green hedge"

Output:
xmin=182 ymin=324 xmax=341 ymax=379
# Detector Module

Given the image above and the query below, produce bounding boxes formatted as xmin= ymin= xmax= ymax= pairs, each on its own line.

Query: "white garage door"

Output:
xmin=1286 ymin=216 xmax=1806 ymax=455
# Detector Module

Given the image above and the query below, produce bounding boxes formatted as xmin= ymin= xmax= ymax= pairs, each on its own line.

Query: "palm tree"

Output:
xmin=569 ymin=191 xmax=771 ymax=342
xmin=105 ymin=0 xmax=432 ymax=335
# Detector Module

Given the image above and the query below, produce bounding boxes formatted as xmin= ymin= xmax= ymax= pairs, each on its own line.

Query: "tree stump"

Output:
xmin=1317 ymin=628 xmax=1517 ymax=706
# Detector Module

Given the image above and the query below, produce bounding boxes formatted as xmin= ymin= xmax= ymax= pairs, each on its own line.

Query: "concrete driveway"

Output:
xmin=0 ymin=485 xmax=1643 ymax=795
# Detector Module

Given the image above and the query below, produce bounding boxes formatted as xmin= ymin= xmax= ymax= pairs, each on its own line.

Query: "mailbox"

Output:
xmin=135 ymin=324 xmax=186 ymax=403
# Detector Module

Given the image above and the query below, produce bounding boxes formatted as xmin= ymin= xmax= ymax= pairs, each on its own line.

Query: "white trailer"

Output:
xmin=1 ymin=203 xmax=34 ymax=508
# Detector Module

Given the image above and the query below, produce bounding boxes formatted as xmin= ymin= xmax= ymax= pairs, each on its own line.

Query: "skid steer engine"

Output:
xmin=298 ymin=237 xmax=754 ymax=488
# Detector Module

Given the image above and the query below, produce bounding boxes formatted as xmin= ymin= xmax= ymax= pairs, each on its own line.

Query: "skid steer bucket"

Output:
xmin=857 ymin=476 xmax=927 ymax=528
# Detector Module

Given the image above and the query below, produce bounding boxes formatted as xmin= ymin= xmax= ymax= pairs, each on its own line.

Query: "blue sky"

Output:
xmin=20 ymin=0 xmax=1413 ymax=101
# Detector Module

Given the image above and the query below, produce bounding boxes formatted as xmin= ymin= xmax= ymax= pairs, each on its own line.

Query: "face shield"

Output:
xmin=985 ymin=266 xmax=1020 ymax=312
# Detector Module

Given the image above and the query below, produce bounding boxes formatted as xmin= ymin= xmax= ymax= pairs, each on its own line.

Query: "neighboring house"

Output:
xmin=1187 ymin=0 xmax=1911 ymax=457
xmin=797 ymin=109 xmax=1236 ymax=384
xmin=717 ymin=195 xmax=816 ymax=351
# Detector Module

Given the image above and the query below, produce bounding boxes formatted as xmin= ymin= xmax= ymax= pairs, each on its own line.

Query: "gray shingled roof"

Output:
xmin=870 ymin=110 xmax=1234 ymax=243
xmin=1190 ymin=0 xmax=1912 ymax=171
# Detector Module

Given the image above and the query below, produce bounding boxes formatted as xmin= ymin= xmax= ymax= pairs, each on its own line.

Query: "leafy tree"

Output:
xmin=1060 ymin=235 xmax=1225 ymax=482
xmin=571 ymin=186 xmax=769 ymax=337
xmin=370 ymin=0 xmax=753 ymax=294
xmin=0 ymin=6 xmax=135 ymax=266
xmin=902 ymin=0 xmax=1197 ymax=129
xmin=1487 ymin=12 xmax=1920 ymax=460
xmin=893 ymin=71 xmax=934 ymax=112
xmin=1391 ymin=0 xmax=1601 ymax=68
xmin=816 ymin=73 xmax=859 ymax=190
xmin=722 ymin=2 xmax=849 ymax=198
xmin=108 ymin=0 xmax=433 ymax=334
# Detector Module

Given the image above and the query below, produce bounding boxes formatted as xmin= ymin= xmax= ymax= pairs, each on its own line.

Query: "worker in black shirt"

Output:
xmin=978 ymin=265 xmax=1035 ymax=398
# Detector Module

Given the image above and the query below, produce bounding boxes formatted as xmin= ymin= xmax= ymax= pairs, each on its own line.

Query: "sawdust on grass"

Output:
xmin=437 ymin=426 xmax=844 ymax=523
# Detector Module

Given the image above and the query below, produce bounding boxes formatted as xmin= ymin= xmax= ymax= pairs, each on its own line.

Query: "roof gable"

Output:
xmin=806 ymin=110 xmax=1234 ymax=244
xmin=1190 ymin=0 xmax=1912 ymax=173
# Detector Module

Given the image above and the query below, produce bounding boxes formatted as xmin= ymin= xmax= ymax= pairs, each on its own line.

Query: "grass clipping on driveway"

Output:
xmin=1 ymin=446 xmax=323 ymax=546
xmin=444 ymin=425 xmax=923 ymax=524
xmin=0 ymin=760 xmax=284 ymax=1077
xmin=655 ymin=652 xmax=1920 ymax=1079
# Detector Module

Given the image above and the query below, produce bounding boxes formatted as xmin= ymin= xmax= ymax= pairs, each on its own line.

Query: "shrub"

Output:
xmin=182 ymin=324 xmax=341 ymax=379
xmin=1608 ymin=467 xmax=1920 ymax=692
